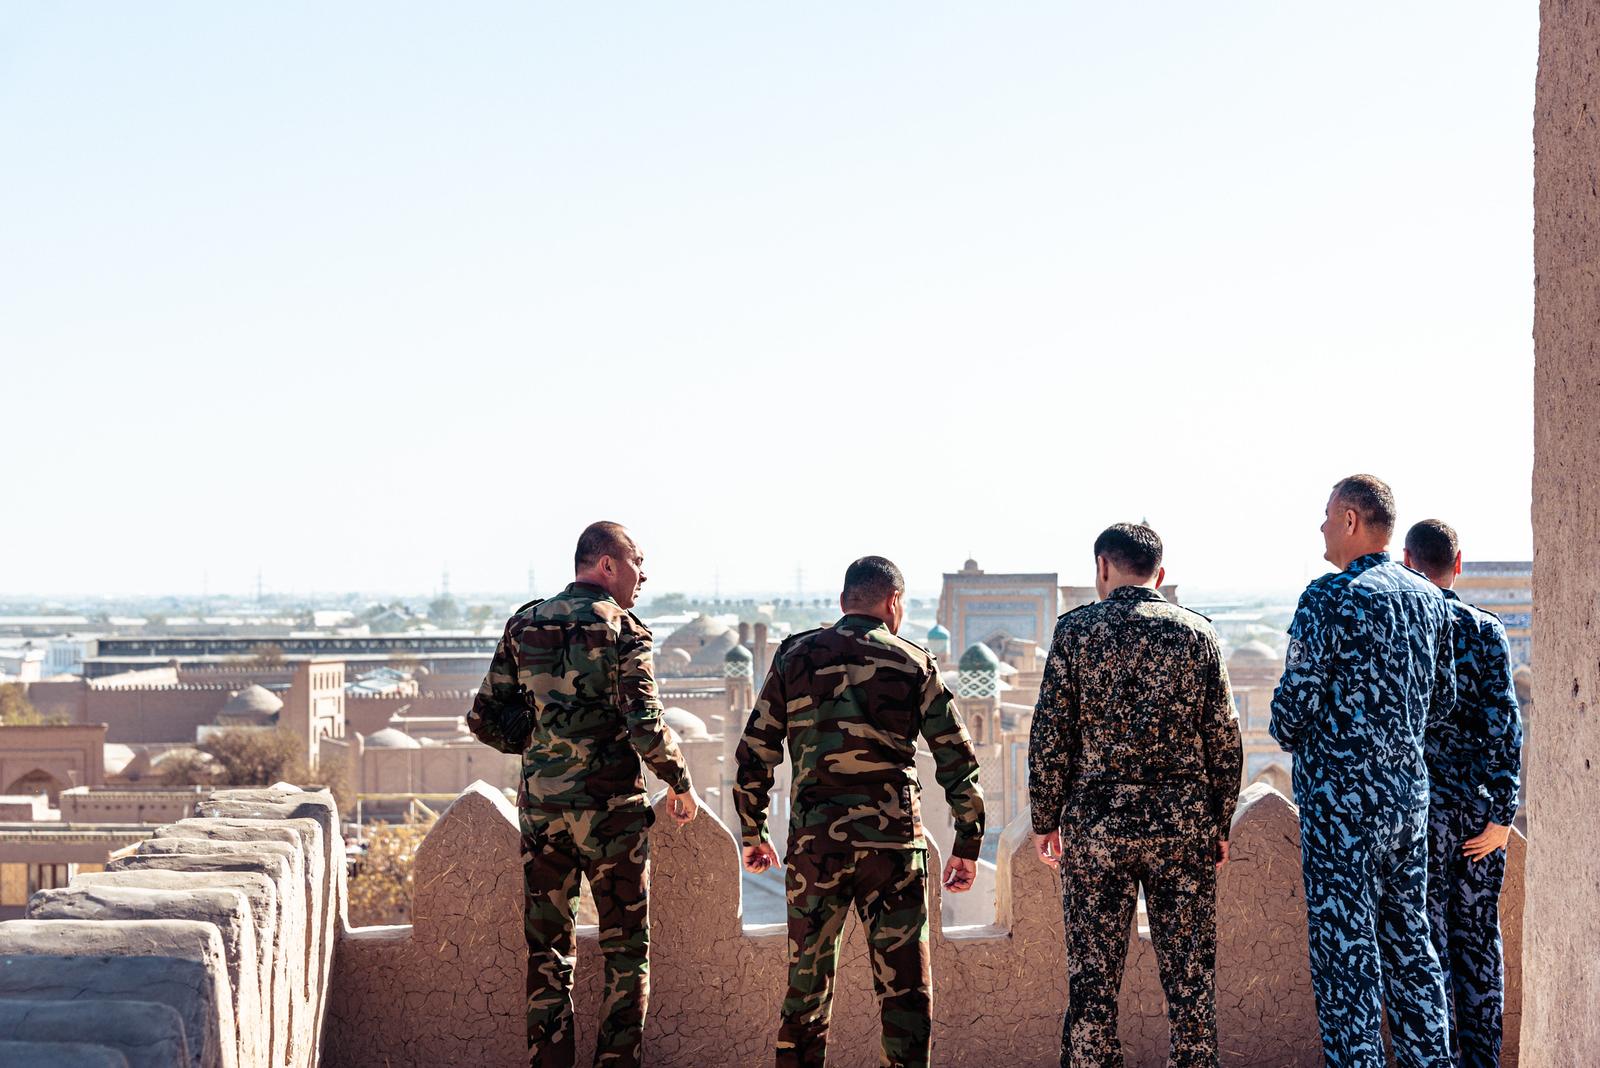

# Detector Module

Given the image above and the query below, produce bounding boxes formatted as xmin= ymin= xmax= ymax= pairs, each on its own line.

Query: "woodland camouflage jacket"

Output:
xmin=467 ymin=581 xmax=692 ymax=813
xmin=733 ymin=614 xmax=986 ymax=860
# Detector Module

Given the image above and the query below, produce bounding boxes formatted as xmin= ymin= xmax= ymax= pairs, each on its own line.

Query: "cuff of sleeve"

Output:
xmin=669 ymin=771 xmax=692 ymax=795
xmin=741 ymin=828 xmax=771 ymax=850
xmin=952 ymin=834 xmax=982 ymax=862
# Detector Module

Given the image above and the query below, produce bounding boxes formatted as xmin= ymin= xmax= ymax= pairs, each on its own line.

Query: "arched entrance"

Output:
xmin=3 ymin=768 xmax=65 ymax=803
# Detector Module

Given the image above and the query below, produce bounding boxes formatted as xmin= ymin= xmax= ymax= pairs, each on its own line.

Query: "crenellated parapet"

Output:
xmin=323 ymin=781 xmax=1527 ymax=1067
xmin=0 ymin=779 xmax=1524 ymax=1066
xmin=0 ymin=783 xmax=344 ymax=1068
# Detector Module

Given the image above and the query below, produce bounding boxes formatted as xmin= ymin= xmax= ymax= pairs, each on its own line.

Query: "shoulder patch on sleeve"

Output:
xmin=1287 ymin=638 xmax=1310 ymax=666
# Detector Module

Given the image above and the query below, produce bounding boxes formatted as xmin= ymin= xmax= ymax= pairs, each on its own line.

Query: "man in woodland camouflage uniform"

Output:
xmin=1030 ymin=523 xmax=1242 ymax=1068
xmin=735 ymin=555 xmax=985 ymax=1068
xmin=468 ymin=521 xmax=698 ymax=1068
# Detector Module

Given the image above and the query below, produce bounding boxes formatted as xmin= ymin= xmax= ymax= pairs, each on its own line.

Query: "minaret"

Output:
xmin=721 ymin=643 xmax=757 ymax=826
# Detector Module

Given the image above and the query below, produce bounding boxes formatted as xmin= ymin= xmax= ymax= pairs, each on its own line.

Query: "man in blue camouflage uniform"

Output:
xmin=1403 ymin=520 xmax=1524 ymax=1068
xmin=1270 ymin=475 xmax=1455 ymax=1068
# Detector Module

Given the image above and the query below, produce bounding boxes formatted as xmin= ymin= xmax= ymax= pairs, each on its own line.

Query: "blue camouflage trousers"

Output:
xmin=1425 ymin=784 xmax=1507 ymax=1068
xmin=1297 ymin=785 xmax=1450 ymax=1068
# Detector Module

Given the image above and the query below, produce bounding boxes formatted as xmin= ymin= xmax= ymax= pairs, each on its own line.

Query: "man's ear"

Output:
xmin=1154 ymin=565 xmax=1166 ymax=588
xmin=1453 ymin=551 xmax=1463 ymax=578
xmin=1344 ymin=508 xmax=1360 ymax=535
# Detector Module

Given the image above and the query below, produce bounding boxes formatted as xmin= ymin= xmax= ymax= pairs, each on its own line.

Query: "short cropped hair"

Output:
xmin=1093 ymin=523 xmax=1163 ymax=578
xmin=1405 ymin=519 xmax=1459 ymax=578
xmin=1331 ymin=474 xmax=1397 ymax=533
xmin=575 ymin=521 xmax=634 ymax=570
xmin=841 ymin=556 xmax=905 ymax=608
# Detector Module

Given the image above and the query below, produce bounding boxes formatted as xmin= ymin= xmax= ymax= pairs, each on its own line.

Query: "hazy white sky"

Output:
xmin=1 ymin=3 xmax=1537 ymax=599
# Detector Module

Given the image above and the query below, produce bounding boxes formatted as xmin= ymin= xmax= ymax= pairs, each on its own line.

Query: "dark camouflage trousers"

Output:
xmin=1426 ymin=784 xmax=1507 ymax=1068
xmin=522 ymin=807 xmax=653 ymax=1068
xmin=1061 ymin=819 xmax=1219 ymax=1068
xmin=1296 ymin=786 xmax=1449 ymax=1068
xmin=778 ymin=847 xmax=932 ymax=1068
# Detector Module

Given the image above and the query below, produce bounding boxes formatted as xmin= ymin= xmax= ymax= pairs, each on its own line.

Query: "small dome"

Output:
xmin=365 ymin=727 xmax=422 ymax=749
xmin=962 ymin=558 xmax=981 ymax=573
xmin=724 ymin=644 xmax=753 ymax=663
xmin=664 ymin=614 xmax=734 ymax=643
xmin=926 ymin=624 xmax=950 ymax=641
xmin=664 ymin=648 xmax=692 ymax=665
xmin=662 ymin=707 xmax=710 ymax=741
xmin=1229 ymin=640 xmax=1279 ymax=663
xmin=217 ymin=684 xmax=283 ymax=726
xmin=221 ymin=684 xmax=283 ymax=716
xmin=959 ymin=643 xmax=1000 ymax=671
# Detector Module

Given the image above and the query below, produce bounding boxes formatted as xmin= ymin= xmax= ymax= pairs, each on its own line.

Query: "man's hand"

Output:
xmin=743 ymin=842 xmax=780 ymax=874
xmin=1216 ymin=839 xmax=1230 ymax=870
xmin=942 ymin=857 xmax=977 ymax=893
xmin=667 ymin=788 xmax=698 ymax=826
xmin=1035 ymin=830 xmax=1062 ymax=869
xmin=1463 ymin=821 xmax=1510 ymax=861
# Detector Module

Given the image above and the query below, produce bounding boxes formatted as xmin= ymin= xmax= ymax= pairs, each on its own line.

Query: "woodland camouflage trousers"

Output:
xmin=522 ymin=806 xmax=652 ymax=1068
xmin=777 ymin=846 xmax=932 ymax=1068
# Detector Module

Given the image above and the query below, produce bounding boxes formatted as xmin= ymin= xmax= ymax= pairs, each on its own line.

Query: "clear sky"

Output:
xmin=1 ymin=3 xmax=1537 ymax=600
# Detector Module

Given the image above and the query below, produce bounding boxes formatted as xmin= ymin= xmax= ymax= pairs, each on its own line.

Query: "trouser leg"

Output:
xmin=777 ymin=849 xmax=854 ymax=1068
xmin=1062 ymin=837 xmax=1137 ymax=1068
xmin=1301 ymin=806 xmax=1388 ymax=1068
xmin=524 ymin=814 xmax=582 ymax=1068
xmin=1425 ymin=793 xmax=1460 ymax=1065
xmin=1142 ymin=834 xmax=1219 ymax=1068
xmin=1377 ymin=803 xmax=1451 ymax=1068
xmin=581 ymin=809 xmax=653 ymax=1068
xmin=855 ymin=849 xmax=932 ymax=1068
xmin=1445 ymin=801 xmax=1507 ymax=1068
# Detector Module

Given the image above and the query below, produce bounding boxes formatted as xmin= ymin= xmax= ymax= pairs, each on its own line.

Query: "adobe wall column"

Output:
xmin=1528 ymin=3 xmax=1600 ymax=1061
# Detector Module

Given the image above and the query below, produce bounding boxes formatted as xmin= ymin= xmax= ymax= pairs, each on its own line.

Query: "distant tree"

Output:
xmin=428 ymin=594 xmax=460 ymax=626
xmin=347 ymin=816 xmax=435 ymax=926
xmin=466 ymin=604 xmax=499 ymax=627
xmin=247 ymin=643 xmax=286 ymax=667
xmin=202 ymin=727 xmax=308 ymax=786
xmin=157 ymin=749 xmax=220 ymax=787
xmin=0 ymin=685 xmax=69 ymax=726
xmin=645 ymin=592 xmax=689 ymax=614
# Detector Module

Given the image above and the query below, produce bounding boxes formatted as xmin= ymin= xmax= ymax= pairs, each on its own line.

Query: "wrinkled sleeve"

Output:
xmin=1201 ymin=637 xmax=1244 ymax=838
xmin=1270 ymin=587 xmax=1337 ymax=753
xmin=1029 ymin=621 xmax=1076 ymax=835
xmin=919 ymin=665 xmax=985 ymax=861
xmin=618 ymin=616 xmax=691 ymax=794
xmin=466 ymin=618 xmax=533 ymax=755
xmin=733 ymin=651 xmax=789 ymax=849
xmin=1478 ymin=616 xmax=1524 ymax=827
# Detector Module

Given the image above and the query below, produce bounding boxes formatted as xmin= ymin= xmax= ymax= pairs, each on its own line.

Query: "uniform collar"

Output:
xmin=1441 ymin=587 xmax=1461 ymax=602
xmin=1106 ymin=584 xmax=1164 ymax=603
xmin=564 ymin=580 xmax=615 ymax=603
xmin=836 ymin=612 xmax=891 ymax=631
xmin=1345 ymin=551 xmax=1391 ymax=575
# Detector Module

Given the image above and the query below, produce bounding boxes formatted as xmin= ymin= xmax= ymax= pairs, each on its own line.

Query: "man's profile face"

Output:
xmin=1319 ymin=493 xmax=1346 ymax=565
xmin=609 ymin=543 xmax=647 ymax=609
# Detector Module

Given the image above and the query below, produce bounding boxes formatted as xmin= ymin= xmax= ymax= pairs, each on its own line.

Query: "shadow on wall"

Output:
xmin=324 ymin=782 xmax=1527 ymax=1068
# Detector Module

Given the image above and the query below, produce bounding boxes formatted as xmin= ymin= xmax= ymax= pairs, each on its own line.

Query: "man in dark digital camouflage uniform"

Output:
xmin=1030 ymin=523 xmax=1242 ymax=1068
xmin=468 ymin=521 xmax=697 ymax=1068
xmin=734 ymin=555 xmax=985 ymax=1068
xmin=1404 ymin=519 xmax=1523 ymax=1068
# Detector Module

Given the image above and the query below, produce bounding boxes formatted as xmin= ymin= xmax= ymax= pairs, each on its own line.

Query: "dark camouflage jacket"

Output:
xmin=1029 ymin=585 xmax=1243 ymax=841
xmin=733 ymin=614 xmax=986 ymax=860
xmin=467 ymin=581 xmax=692 ymax=812
xmin=1269 ymin=552 xmax=1455 ymax=814
xmin=1426 ymin=588 xmax=1522 ymax=826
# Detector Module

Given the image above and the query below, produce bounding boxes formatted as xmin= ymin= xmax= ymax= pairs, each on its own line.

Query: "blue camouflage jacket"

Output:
xmin=1269 ymin=552 xmax=1455 ymax=811
xmin=1426 ymin=588 xmax=1523 ymax=827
